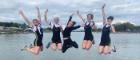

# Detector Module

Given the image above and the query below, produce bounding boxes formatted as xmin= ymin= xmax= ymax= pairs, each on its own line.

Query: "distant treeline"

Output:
xmin=0 ymin=22 xmax=140 ymax=32
xmin=0 ymin=22 xmax=27 ymax=29
xmin=93 ymin=22 xmax=140 ymax=32
xmin=114 ymin=22 xmax=140 ymax=32
xmin=37 ymin=22 xmax=140 ymax=32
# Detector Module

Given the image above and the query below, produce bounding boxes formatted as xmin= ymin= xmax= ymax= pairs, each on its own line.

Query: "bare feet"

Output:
xmin=21 ymin=45 xmax=27 ymax=51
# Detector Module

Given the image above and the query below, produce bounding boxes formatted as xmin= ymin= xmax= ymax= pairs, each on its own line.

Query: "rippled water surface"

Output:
xmin=0 ymin=32 xmax=140 ymax=60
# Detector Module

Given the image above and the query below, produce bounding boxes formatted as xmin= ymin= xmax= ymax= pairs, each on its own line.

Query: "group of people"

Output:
xmin=19 ymin=4 xmax=116 ymax=55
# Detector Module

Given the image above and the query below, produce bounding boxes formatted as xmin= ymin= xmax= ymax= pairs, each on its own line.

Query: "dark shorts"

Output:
xmin=63 ymin=38 xmax=73 ymax=44
xmin=52 ymin=36 xmax=62 ymax=44
xmin=62 ymin=38 xmax=78 ymax=53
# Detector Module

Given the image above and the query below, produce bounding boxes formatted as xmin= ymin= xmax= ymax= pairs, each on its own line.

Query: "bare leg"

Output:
xmin=98 ymin=46 xmax=104 ymax=54
xmin=21 ymin=45 xmax=28 ymax=51
xmin=85 ymin=40 xmax=92 ymax=50
xmin=57 ymin=43 xmax=62 ymax=50
xmin=103 ymin=46 xmax=110 ymax=55
xmin=25 ymin=46 xmax=40 ymax=55
xmin=82 ymin=40 xmax=87 ymax=49
xmin=51 ymin=43 xmax=57 ymax=51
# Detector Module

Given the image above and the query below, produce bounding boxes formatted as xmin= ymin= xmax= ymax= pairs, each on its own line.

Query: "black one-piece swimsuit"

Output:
xmin=84 ymin=22 xmax=94 ymax=41
xmin=100 ymin=24 xmax=111 ymax=46
xmin=34 ymin=27 xmax=43 ymax=47
xmin=51 ymin=25 xmax=61 ymax=44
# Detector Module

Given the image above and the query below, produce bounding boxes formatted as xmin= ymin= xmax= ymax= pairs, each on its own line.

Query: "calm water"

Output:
xmin=0 ymin=32 xmax=140 ymax=60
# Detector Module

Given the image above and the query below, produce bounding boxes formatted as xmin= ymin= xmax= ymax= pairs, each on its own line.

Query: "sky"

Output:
xmin=0 ymin=0 xmax=140 ymax=26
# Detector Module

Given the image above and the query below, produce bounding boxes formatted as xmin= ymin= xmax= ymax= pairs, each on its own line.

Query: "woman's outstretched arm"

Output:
xmin=44 ymin=9 xmax=48 ymax=23
xmin=102 ymin=4 xmax=107 ymax=25
xmin=66 ymin=13 xmax=74 ymax=26
xmin=36 ymin=7 xmax=41 ymax=23
xmin=76 ymin=11 xmax=85 ymax=23
xmin=19 ymin=10 xmax=32 ymax=27
xmin=92 ymin=22 xmax=97 ymax=30
xmin=111 ymin=25 xmax=116 ymax=33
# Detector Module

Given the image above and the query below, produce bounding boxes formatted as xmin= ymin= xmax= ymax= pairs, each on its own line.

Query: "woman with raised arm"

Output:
xmin=98 ymin=4 xmax=116 ymax=55
xmin=77 ymin=11 xmax=96 ymax=50
xmin=19 ymin=7 xmax=43 ymax=55
xmin=44 ymin=9 xmax=63 ymax=51
xmin=62 ymin=13 xmax=81 ymax=53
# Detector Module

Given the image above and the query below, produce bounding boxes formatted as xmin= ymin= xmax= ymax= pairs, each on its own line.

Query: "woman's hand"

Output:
xmin=102 ymin=4 xmax=106 ymax=9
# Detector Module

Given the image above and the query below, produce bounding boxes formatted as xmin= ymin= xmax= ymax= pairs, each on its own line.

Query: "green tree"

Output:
xmin=114 ymin=22 xmax=135 ymax=32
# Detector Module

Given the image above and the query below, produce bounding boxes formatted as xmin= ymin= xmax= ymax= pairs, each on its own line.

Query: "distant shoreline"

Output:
xmin=0 ymin=31 xmax=139 ymax=34
xmin=0 ymin=22 xmax=140 ymax=34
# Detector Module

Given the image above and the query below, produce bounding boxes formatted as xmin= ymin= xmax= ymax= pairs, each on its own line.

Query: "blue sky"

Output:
xmin=0 ymin=0 xmax=140 ymax=26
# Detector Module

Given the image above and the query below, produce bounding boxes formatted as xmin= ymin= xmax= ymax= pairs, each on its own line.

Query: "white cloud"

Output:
xmin=19 ymin=0 xmax=45 ymax=6
xmin=0 ymin=16 xmax=22 ymax=23
xmin=0 ymin=0 xmax=140 ymax=25
xmin=47 ymin=0 xmax=100 ymax=6
xmin=111 ymin=3 xmax=140 ymax=12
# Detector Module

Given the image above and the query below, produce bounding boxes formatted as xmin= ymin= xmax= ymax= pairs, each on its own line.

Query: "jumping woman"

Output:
xmin=62 ymin=13 xmax=80 ymax=53
xmin=98 ymin=4 xmax=116 ymax=55
xmin=77 ymin=11 xmax=96 ymax=50
xmin=44 ymin=9 xmax=63 ymax=51
xmin=19 ymin=7 xmax=43 ymax=55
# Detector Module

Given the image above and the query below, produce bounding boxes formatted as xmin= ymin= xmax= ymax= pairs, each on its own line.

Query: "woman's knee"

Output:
xmin=85 ymin=41 xmax=92 ymax=49
xmin=57 ymin=43 xmax=62 ymax=50
xmin=51 ymin=43 xmax=57 ymax=50
xmin=103 ymin=46 xmax=110 ymax=54
xmin=82 ymin=40 xmax=87 ymax=49
xmin=98 ymin=46 xmax=104 ymax=53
